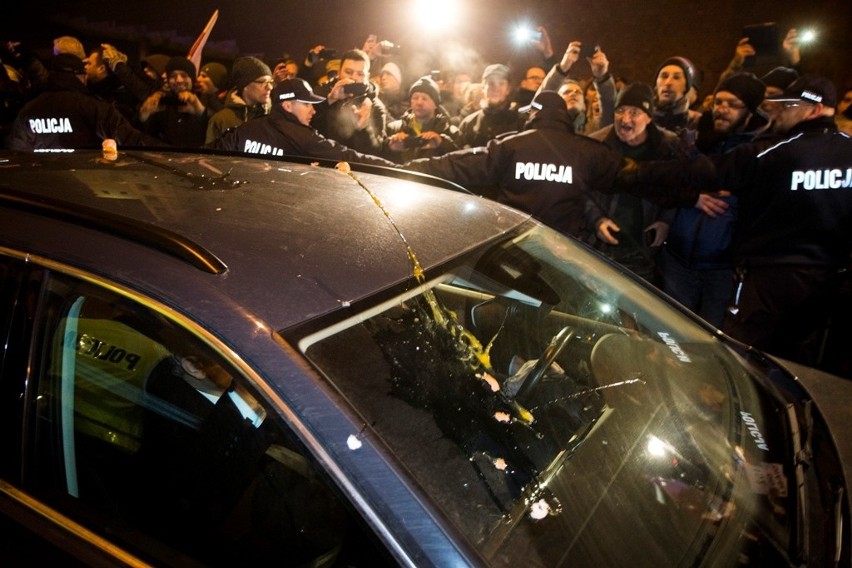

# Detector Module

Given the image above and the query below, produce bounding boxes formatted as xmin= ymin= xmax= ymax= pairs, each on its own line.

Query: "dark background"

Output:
xmin=9 ymin=0 xmax=852 ymax=96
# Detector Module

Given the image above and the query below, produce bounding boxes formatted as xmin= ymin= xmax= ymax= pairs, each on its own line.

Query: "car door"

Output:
xmin=0 ymin=254 xmax=390 ymax=567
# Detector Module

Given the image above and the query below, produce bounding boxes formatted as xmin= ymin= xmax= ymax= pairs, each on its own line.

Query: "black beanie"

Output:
xmin=165 ymin=56 xmax=197 ymax=79
xmin=761 ymin=66 xmax=799 ymax=91
xmin=50 ymin=53 xmax=85 ymax=75
xmin=715 ymin=72 xmax=765 ymax=113
xmin=408 ymin=75 xmax=441 ymax=105
xmin=615 ymin=83 xmax=655 ymax=116
xmin=655 ymin=56 xmax=697 ymax=93
xmin=231 ymin=56 xmax=272 ymax=92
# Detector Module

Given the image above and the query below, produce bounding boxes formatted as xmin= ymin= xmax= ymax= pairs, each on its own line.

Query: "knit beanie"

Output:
xmin=200 ymin=62 xmax=229 ymax=90
xmin=50 ymin=53 xmax=86 ymax=75
xmin=408 ymin=75 xmax=441 ymax=104
xmin=760 ymin=66 xmax=799 ymax=91
xmin=715 ymin=72 xmax=765 ymax=113
xmin=381 ymin=62 xmax=402 ymax=85
xmin=231 ymin=56 xmax=272 ymax=92
xmin=142 ymin=54 xmax=169 ymax=77
xmin=655 ymin=56 xmax=697 ymax=93
xmin=165 ymin=56 xmax=197 ymax=79
xmin=615 ymin=82 xmax=655 ymax=116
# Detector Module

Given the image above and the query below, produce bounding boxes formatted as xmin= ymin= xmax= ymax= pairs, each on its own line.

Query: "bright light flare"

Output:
xmin=410 ymin=0 xmax=463 ymax=34
xmin=647 ymin=435 xmax=668 ymax=457
xmin=512 ymin=24 xmax=539 ymax=44
xmin=799 ymin=29 xmax=817 ymax=44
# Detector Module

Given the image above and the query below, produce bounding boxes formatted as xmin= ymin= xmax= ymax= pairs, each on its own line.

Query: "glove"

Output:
xmin=101 ymin=43 xmax=128 ymax=71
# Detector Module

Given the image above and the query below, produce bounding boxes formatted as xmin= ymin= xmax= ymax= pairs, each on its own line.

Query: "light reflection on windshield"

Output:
xmin=298 ymin=224 xmax=797 ymax=566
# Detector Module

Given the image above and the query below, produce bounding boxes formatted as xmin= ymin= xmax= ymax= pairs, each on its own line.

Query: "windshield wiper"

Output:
xmin=786 ymin=400 xmax=813 ymax=563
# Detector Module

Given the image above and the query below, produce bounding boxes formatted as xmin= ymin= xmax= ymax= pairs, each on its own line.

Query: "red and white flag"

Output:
xmin=188 ymin=9 xmax=219 ymax=72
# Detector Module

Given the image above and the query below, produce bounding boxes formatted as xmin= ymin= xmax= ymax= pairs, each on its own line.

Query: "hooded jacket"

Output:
xmin=205 ymin=88 xmax=271 ymax=145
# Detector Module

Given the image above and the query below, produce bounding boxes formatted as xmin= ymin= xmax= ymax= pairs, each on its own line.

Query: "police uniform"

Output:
xmin=633 ymin=76 xmax=852 ymax=364
xmin=8 ymin=56 xmax=159 ymax=152
xmin=406 ymin=91 xmax=695 ymax=237
xmin=210 ymin=96 xmax=397 ymax=168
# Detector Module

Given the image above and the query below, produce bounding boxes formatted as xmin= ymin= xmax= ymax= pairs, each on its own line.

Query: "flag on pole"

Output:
xmin=188 ymin=9 xmax=219 ymax=72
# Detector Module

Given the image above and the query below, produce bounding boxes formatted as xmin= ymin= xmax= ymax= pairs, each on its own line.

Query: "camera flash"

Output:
xmin=800 ymin=29 xmax=816 ymax=43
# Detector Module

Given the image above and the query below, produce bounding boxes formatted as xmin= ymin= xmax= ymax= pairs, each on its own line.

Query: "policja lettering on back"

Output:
xmin=28 ymin=117 xmax=73 ymax=134
xmin=790 ymin=168 xmax=852 ymax=190
xmin=514 ymin=162 xmax=573 ymax=183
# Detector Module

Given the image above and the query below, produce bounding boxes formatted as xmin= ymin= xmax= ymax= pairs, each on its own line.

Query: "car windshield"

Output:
xmin=295 ymin=223 xmax=797 ymax=566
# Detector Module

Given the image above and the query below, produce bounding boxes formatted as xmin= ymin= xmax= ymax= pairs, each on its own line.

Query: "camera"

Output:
xmin=580 ymin=43 xmax=599 ymax=58
xmin=318 ymin=48 xmax=337 ymax=60
xmin=343 ymin=82 xmax=369 ymax=97
xmin=380 ymin=40 xmax=401 ymax=55
xmin=403 ymin=136 xmax=428 ymax=149
xmin=160 ymin=92 xmax=182 ymax=107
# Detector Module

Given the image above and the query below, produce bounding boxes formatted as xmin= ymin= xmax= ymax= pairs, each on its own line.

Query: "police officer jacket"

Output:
xmin=8 ymin=71 xmax=159 ymax=152
xmin=209 ymin=105 xmax=398 ymax=168
xmin=636 ymin=116 xmax=852 ymax=268
xmin=406 ymin=108 xmax=694 ymax=237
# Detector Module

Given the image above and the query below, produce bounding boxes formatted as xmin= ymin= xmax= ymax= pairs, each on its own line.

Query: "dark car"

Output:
xmin=0 ymin=149 xmax=849 ymax=567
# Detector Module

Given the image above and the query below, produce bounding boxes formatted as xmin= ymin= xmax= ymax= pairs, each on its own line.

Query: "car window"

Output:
xmin=299 ymin=224 xmax=794 ymax=567
xmin=24 ymin=271 xmax=382 ymax=566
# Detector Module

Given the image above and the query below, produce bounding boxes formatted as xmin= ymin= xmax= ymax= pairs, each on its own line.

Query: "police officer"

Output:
xmin=7 ymin=53 xmax=160 ymax=152
xmin=406 ymin=90 xmax=696 ymax=237
xmin=209 ymin=78 xmax=396 ymax=168
xmin=625 ymin=75 xmax=852 ymax=366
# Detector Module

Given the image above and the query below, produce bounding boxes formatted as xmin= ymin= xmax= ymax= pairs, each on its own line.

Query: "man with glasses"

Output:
xmin=622 ymin=75 xmax=851 ymax=368
xmin=657 ymin=72 xmax=768 ymax=328
xmin=205 ymin=56 xmax=273 ymax=144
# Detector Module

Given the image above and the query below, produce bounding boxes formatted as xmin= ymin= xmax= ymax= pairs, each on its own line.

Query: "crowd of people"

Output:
xmin=1 ymin=27 xmax=851 ymax=376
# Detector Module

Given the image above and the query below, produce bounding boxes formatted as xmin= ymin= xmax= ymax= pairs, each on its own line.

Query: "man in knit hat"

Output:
xmin=585 ymin=82 xmax=680 ymax=282
xmin=196 ymin=62 xmax=230 ymax=113
xmin=458 ymin=63 xmax=522 ymax=148
xmin=205 ymin=56 xmax=272 ymax=144
xmin=653 ymin=56 xmax=701 ymax=133
xmin=139 ymin=56 xmax=208 ymax=147
xmin=385 ymin=75 xmax=459 ymax=162
xmin=378 ymin=61 xmax=406 ymax=120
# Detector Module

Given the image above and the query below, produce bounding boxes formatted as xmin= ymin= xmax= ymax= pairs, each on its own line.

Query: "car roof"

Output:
xmin=0 ymin=150 xmax=529 ymax=329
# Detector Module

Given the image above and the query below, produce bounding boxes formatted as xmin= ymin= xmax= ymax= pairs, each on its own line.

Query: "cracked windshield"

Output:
xmin=298 ymin=223 xmax=791 ymax=566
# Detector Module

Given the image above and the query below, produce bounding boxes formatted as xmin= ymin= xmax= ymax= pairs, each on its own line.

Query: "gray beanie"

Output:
xmin=231 ymin=56 xmax=272 ymax=92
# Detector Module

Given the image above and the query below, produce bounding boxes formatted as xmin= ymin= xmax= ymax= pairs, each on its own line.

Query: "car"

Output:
xmin=0 ymin=148 xmax=849 ymax=567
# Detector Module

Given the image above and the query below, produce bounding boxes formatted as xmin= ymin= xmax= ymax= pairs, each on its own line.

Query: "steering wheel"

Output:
xmin=515 ymin=326 xmax=574 ymax=404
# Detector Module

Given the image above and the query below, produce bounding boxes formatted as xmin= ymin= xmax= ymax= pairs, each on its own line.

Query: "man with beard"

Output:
xmin=658 ymin=72 xmax=768 ymax=328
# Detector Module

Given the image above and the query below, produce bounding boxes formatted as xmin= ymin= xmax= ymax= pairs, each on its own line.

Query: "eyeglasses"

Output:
xmin=614 ymin=107 xmax=644 ymax=119
xmin=713 ymin=98 xmax=746 ymax=110
xmin=525 ymin=75 xmax=545 ymax=81
xmin=252 ymin=79 xmax=275 ymax=88
xmin=781 ymin=101 xmax=813 ymax=109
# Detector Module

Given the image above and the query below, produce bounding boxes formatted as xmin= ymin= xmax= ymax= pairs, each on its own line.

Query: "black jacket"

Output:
xmin=407 ymin=108 xmax=689 ymax=237
xmin=7 ymin=71 xmax=160 ymax=151
xmin=210 ymin=106 xmax=398 ymax=168
xmin=636 ymin=117 xmax=852 ymax=268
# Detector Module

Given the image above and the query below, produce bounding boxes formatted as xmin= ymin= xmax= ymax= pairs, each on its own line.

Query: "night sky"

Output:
xmin=10 ymin=0 xmax=852 ymax=92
